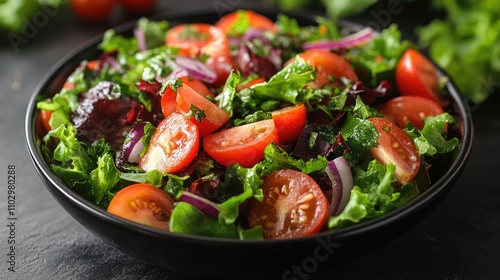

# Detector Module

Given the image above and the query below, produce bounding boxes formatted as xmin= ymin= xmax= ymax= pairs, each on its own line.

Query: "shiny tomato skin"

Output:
xmin=215 ymin=10 xmax=277 ymax=36
xmin=368 ymin=117 xmax=420 ymax=185
xmin=396 ymin=49 xmax=446 ymax=106
xmin=236 ymin=76 xmax=266 ymax=92
xmin=40 ymin=110 xmax=53 ymax=133
xmin=119 ymin=0 xmax=156 ymax=13
xmin=271 ymin=103 xmax=307 ymax=144
xmin=69 ymin=0 xmax=115 ymax=22
xmin=175 ymin=84 xmax=230 ymax=137
xmin=165 ymin=23 xmax=236 ymax=86
xmin=247 ymin=169 xmax=329 ymax=239
xmin=179 ymin=76 xmax=214 ymax=99
xmin=139 ymin=113 xmax=200 ymax=174
xmin=287 ymin=50 xmax=358 ymax=88
xmin=108 ymin=183 xmax=174 ymax=230
xmin=379 ymin=95 xmax=444 ymax=130
xmin=160 ymin=86 xmax=177 ymax=118
xmin=203 ymin=119 xmax=278 ymax=167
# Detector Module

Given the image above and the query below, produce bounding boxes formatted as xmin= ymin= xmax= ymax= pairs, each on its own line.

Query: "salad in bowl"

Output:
xmin=34 ymin=9 xmax=461 ymax=241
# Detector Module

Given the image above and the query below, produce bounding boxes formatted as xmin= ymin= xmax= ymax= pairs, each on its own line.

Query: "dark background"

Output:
xmin=1 ymin=0 xmax=499 ymax=279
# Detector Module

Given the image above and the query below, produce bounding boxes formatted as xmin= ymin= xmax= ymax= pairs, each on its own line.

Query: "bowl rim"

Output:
xmin=25 ymin=6 xmax=474 ymax=246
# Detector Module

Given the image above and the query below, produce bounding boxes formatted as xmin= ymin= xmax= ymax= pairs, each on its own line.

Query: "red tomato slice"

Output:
xmin=108 ymin=183 xmax=174 ymax=231
xmin=203 ymin=119 xmax=278 ymax=167
xmin=176 ymin=84 xmax=230 ymax=137
xmin=271 ymin=104 xmax=307 ymax=144
xmin=161 ymin=85 xmax=177 ymax=118
xmin=247 ymin=169 xmax=329 ymax=239
xmin=179 ymin=76 xmax=214 ymax=99
xmin=287 ymin=50 xmax=358 ymax=88
xmin=139 ymin=113 xmax=200 ymax=174
xmin=396 ymin=49 xmax=447 ymax=106
xmin=236 ymin=76 xmax=266 ymax=92
xmin=165 ymin=24 xmax=236 ymax=86
xmin=215 ymin=10 xmax=277 ymax=36
xmin=368 ymin=117 xmax=420 ymax=185
xmin=378 ymin=95 xmax=444 ymax=130
xmin=69 ymin=0 xmax=115 ymax=22
xmin=40 ymin=110 xmax=53 ymax=133
xmin=119 ymin=0 xmax=157 ymax=14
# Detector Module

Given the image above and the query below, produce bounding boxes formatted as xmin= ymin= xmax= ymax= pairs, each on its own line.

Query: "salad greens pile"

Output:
xmin=0 ymin=0 xmax=62 ymax=33
xmin=417 ymin=0 xmax=500 ymax=104
xmin=270 ymin=0 xmax=497 ymax=104
xmin=37 ymin=13 xmax=459 ymax=240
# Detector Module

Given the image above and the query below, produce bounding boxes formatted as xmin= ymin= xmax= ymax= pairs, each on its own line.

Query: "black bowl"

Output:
xmin=25 ymin=8 xmax=473 ymax=279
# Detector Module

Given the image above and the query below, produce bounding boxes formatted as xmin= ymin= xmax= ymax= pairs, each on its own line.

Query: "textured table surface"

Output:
xmin=1 ymin=1 xmax=500 ymax=279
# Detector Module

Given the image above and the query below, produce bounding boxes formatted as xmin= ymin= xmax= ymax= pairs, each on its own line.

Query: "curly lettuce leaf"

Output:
xmin=348 ymin=24 xmax=413 ymax=87
xmin=417 ymin=0 xmax=500 ymax=104
xmin=251 ymin=56 xmax=315 ymax=104
xmin=406 ymin=113 xmax=459 ymax=156
xmin=329 ymin=160 xmax=419 ymax=229
xmin=48 ymin=124 xmax=120 ymax=205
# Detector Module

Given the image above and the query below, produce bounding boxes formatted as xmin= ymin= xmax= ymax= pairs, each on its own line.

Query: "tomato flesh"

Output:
xmin=108 ymin=183 xmax=175 ymax=231
xmin=40 ymin=110 xmax=53 ymax=133
xmin=215 ymin=10 xmax=277 ymax=36
xmin=119 ymin=0 xmax=157 ymax=14
xmin=165 ymin=24 xmax=236 ymax=86
xmin=288 ymin=50 xmax=358 ymax=88
xmin=396 ymin=49 xmax=447 ymax=106
xmin=69 ymin=0 xmax=115 ymax=22
xmin=179 ymin=76 xmax=214 ymax=99
xmin=271 ymin=104 xmax=307 ymax=144
xmin=139 ymin=113 xmax=200 ymax=174
xmin=176 ymin=84 xmax=229 ymax=137
xmin=378 ymin=95 xmax=444 ymax=130
xmin=247 ymin=169 xmax=329 ymax=239
xmin=369 ymin=117 xmax=420 ymax=185
xmin=203 ymin=119 xmax=278 ymax=167
xmin=162 ymin=82 xmax=229 ymax=138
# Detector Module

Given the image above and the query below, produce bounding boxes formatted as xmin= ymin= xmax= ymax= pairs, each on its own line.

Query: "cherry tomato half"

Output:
xmin=378 ymin=95 xmax=444 ymax=130
xmin=139 ymin=113 xmax=200 ymax=174
xmin=247 ymin=169 xmax=329 ymax=239
xmin=203 ymin=119 xmax=278 ymax=167
xmin=396 ymin=49 xmax=447 ymax=106
xmin=287 ymin=50 xmax=358 ymax=88
xmin=175 ymin=83 xmax=230 ymax=137
xmin=161 ymin=76 xmax=215 ymax=118
xmin=368 ymin=117 xmax=420 ymax=185
xmin=119 ymin=0 xmax=157 ymax=14
xmin=108 ymin=183 xmax=175 ymax=231
xmin=271 ymin=103 xmax=307 ymax=144
xmin=215 ymin=10 xmax=277 ymax=36
xmin=69 ymin=0 xmax=115 ymax=22
xmin=39 ymin=109 xmax=53 ymax=133
xmin=165 ymin=24 xmax=236 ymax=86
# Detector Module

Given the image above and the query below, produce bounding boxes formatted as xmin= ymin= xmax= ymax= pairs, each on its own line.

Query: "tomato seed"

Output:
xmin=299 ymin=203 xmax=310 ymax=210
xmin=281 ymin=184 xmax=289 ymax=195
xmin=299 ymin=193 xmax=314 ymax=203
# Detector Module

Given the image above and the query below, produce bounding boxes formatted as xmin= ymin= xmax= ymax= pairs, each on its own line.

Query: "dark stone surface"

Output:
xmin=1 ymin=1 xmax=499 ymax=279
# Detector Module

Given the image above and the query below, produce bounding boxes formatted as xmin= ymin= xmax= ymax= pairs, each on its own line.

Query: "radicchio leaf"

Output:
xmin=72 ymin=81 xmax=132 ymax=149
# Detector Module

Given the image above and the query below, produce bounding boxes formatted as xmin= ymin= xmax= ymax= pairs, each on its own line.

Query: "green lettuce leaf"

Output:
xmin=406 ymin=113 xmax=459 ymax=156
xmin=89 ymin=153 xmax=120 ymax=204
xmin=170 ymin=202 xmax=263 ymax=240
xmin=329 ymin=160 xmax=419 ymax=229
xmin=251 ymin=56 xmax=315 ymax=104
xmin=348 ymin=24 xmax=413 ymax=87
